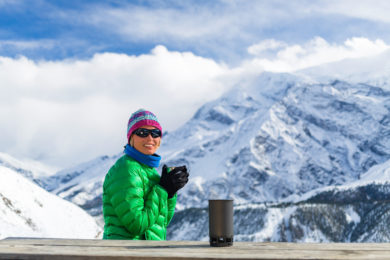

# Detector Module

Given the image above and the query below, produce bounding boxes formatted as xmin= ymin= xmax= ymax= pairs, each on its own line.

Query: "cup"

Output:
xmin=208 ymin=199 xmax=234 ymax=247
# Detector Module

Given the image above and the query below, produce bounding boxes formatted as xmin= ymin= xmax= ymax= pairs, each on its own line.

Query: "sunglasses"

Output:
xmin=133 ymin=128 xmax=162 ymax=138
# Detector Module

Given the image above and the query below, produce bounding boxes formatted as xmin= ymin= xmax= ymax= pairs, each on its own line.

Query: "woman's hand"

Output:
xmin=159 ymin=165 xmax=189 ymax=198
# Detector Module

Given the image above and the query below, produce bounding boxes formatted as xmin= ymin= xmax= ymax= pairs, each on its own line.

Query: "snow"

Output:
xmin=345 ymin=206 xmax=360 ymax=224
xmin=0 ymin=165 xmax=101 ymax=239
xmin=233 ymin=209 xmax=283 ymax=241
xmin=360 ymin=159 xmax=390 ymax=183
xmin=0 ymin=152 xmax=57 ymax=180
xmin=280 ymin=157 xmax=390 ymax=206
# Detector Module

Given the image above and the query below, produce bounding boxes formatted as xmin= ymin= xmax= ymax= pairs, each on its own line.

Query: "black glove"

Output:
xmin=170 ymin=165 xmax=189 ymax=191
xmin=159 ymin=165 xmax=189 ymax=198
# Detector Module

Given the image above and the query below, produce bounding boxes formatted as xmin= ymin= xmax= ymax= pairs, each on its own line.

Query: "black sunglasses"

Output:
xmin=133 ymin=128 xmax=162 ymax=138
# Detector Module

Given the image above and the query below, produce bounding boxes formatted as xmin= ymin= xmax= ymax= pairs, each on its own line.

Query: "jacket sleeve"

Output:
xmin=108 ymin=167 xmax=168 ymax=236
xmin=166 ymin=194 xmax=177 ymax=227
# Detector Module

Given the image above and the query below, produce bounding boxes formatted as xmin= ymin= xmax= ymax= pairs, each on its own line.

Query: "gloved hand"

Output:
xmin=159 ymin=165 xmax=189 ymax=198
xmin=170 ymin=165 xmax=189 ymax=191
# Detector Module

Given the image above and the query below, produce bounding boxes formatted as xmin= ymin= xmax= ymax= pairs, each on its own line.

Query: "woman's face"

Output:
xmin=130 ymin=125 xmax=161 ymax=155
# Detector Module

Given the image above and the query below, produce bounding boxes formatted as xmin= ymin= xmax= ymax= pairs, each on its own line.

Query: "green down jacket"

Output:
xmin=102 ymin=155 xmax=176 ymax=240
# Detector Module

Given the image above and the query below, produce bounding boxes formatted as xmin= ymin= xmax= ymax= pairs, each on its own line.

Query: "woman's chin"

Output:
xmin=141 ymin=148 xmax=156 ymax=155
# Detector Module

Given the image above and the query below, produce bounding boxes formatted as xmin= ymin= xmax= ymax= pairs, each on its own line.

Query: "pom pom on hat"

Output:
xmin=127 ymin=109 xmax=162 ymax=141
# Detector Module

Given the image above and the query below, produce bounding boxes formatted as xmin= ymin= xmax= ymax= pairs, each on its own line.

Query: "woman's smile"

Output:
xmin=131 ymin=125 xmax=161 ymax=155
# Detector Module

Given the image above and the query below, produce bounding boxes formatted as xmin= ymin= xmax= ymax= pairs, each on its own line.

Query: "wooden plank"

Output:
xmin=0 ymin=238 xmax=390 ymax=259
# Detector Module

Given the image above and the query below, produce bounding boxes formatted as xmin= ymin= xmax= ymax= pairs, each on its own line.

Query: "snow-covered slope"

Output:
xmin=168 ymin=158 xmax=390 ymax=242
xmin=360 ymin=156 xmax=390 ymax=183
xmin=42 ymin=154 xmax=120 ymax=225
xmin=0 ymin=157 xmax=102 ymax=239
xmin=0 ymin=152 xmax=57 ymax=189
xmin=168 ymin=196 xmax=390 ymax=242
xmin=284 ymin=158 xmax=390 ymax=204
xmin=159 ymin=72 xmax=390 ymax=209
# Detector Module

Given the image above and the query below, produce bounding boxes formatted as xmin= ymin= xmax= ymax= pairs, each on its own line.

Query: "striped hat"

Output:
xmin=127 ymin=109 xmax=162 ymax=141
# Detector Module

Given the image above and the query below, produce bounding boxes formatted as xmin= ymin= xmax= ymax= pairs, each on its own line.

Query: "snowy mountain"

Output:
xmin=160 ymin=72 xmax=390 ymax=209
xmin=0 ymin=152 xmax=57 ymax=189
xmin=168 ymin=159 xmax=390 ymax=242
xmin=39 ymin=51 xmax=390 ymax=242
xmin=0 ymin=155 xmax=102 ymax=239
xmin=42 ymin=155 xmax=119 ymax=225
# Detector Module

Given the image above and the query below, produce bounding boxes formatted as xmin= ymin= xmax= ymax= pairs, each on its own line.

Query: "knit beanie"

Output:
xmin=127 ymin=109 xmax=163 ymax=141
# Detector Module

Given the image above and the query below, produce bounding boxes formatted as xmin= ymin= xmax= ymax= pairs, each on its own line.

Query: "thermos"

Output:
xmin=208 ymin=199 xmax=234 ymax=247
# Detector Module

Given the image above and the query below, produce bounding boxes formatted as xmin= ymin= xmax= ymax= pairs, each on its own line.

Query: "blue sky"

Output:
xmin=1 ymin=0 xmax=390 ymax=168
xmin=2 ymin=0 xmax=389 ymax=63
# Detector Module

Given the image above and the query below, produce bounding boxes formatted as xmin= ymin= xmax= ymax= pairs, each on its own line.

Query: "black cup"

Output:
xmin=208 ymin=199 xmax=233 ymax=247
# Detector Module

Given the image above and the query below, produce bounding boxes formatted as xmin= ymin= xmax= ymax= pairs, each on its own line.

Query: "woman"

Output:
xmin=102 ymin=109 xmax=189 ymax=240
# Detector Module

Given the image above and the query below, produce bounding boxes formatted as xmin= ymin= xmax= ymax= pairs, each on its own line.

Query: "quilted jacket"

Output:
xmin=102 ymin=155 xmax=176 ymax=240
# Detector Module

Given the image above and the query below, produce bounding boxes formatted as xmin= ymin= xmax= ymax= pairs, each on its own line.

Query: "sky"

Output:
xmin=1 ymin=0 xmax=390 ymax=169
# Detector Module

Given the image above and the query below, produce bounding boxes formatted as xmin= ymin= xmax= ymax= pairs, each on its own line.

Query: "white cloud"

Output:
xmin=81 ymin=1 xmax=390 ymax=45
xmin=80 ymin=1 xmax=298 ymax=44
xmin=0 ymin=46 xmax=232 ymax=168
xmin=247 ymin=39 xmax=287 ymax=56
xmin=0 ymin=40 xmax=55 ymax=51
xmin=245 ymin=37 xmax=390 ymax=72
xmin=318 ymin=0 xmax=390 ymax=23
xmin=1 ymin=37 xmax=389 ymax=169
xmin=85 ymin=4 xmax=228 ymax=42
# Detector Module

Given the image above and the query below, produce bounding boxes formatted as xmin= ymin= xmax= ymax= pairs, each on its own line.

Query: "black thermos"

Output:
xmin=208 ymin=199 xmax=234 ymax=247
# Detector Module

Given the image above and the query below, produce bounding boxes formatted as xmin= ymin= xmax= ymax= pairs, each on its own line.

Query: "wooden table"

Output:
xmin=1 ymin=238 xmax=390 ymax=259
